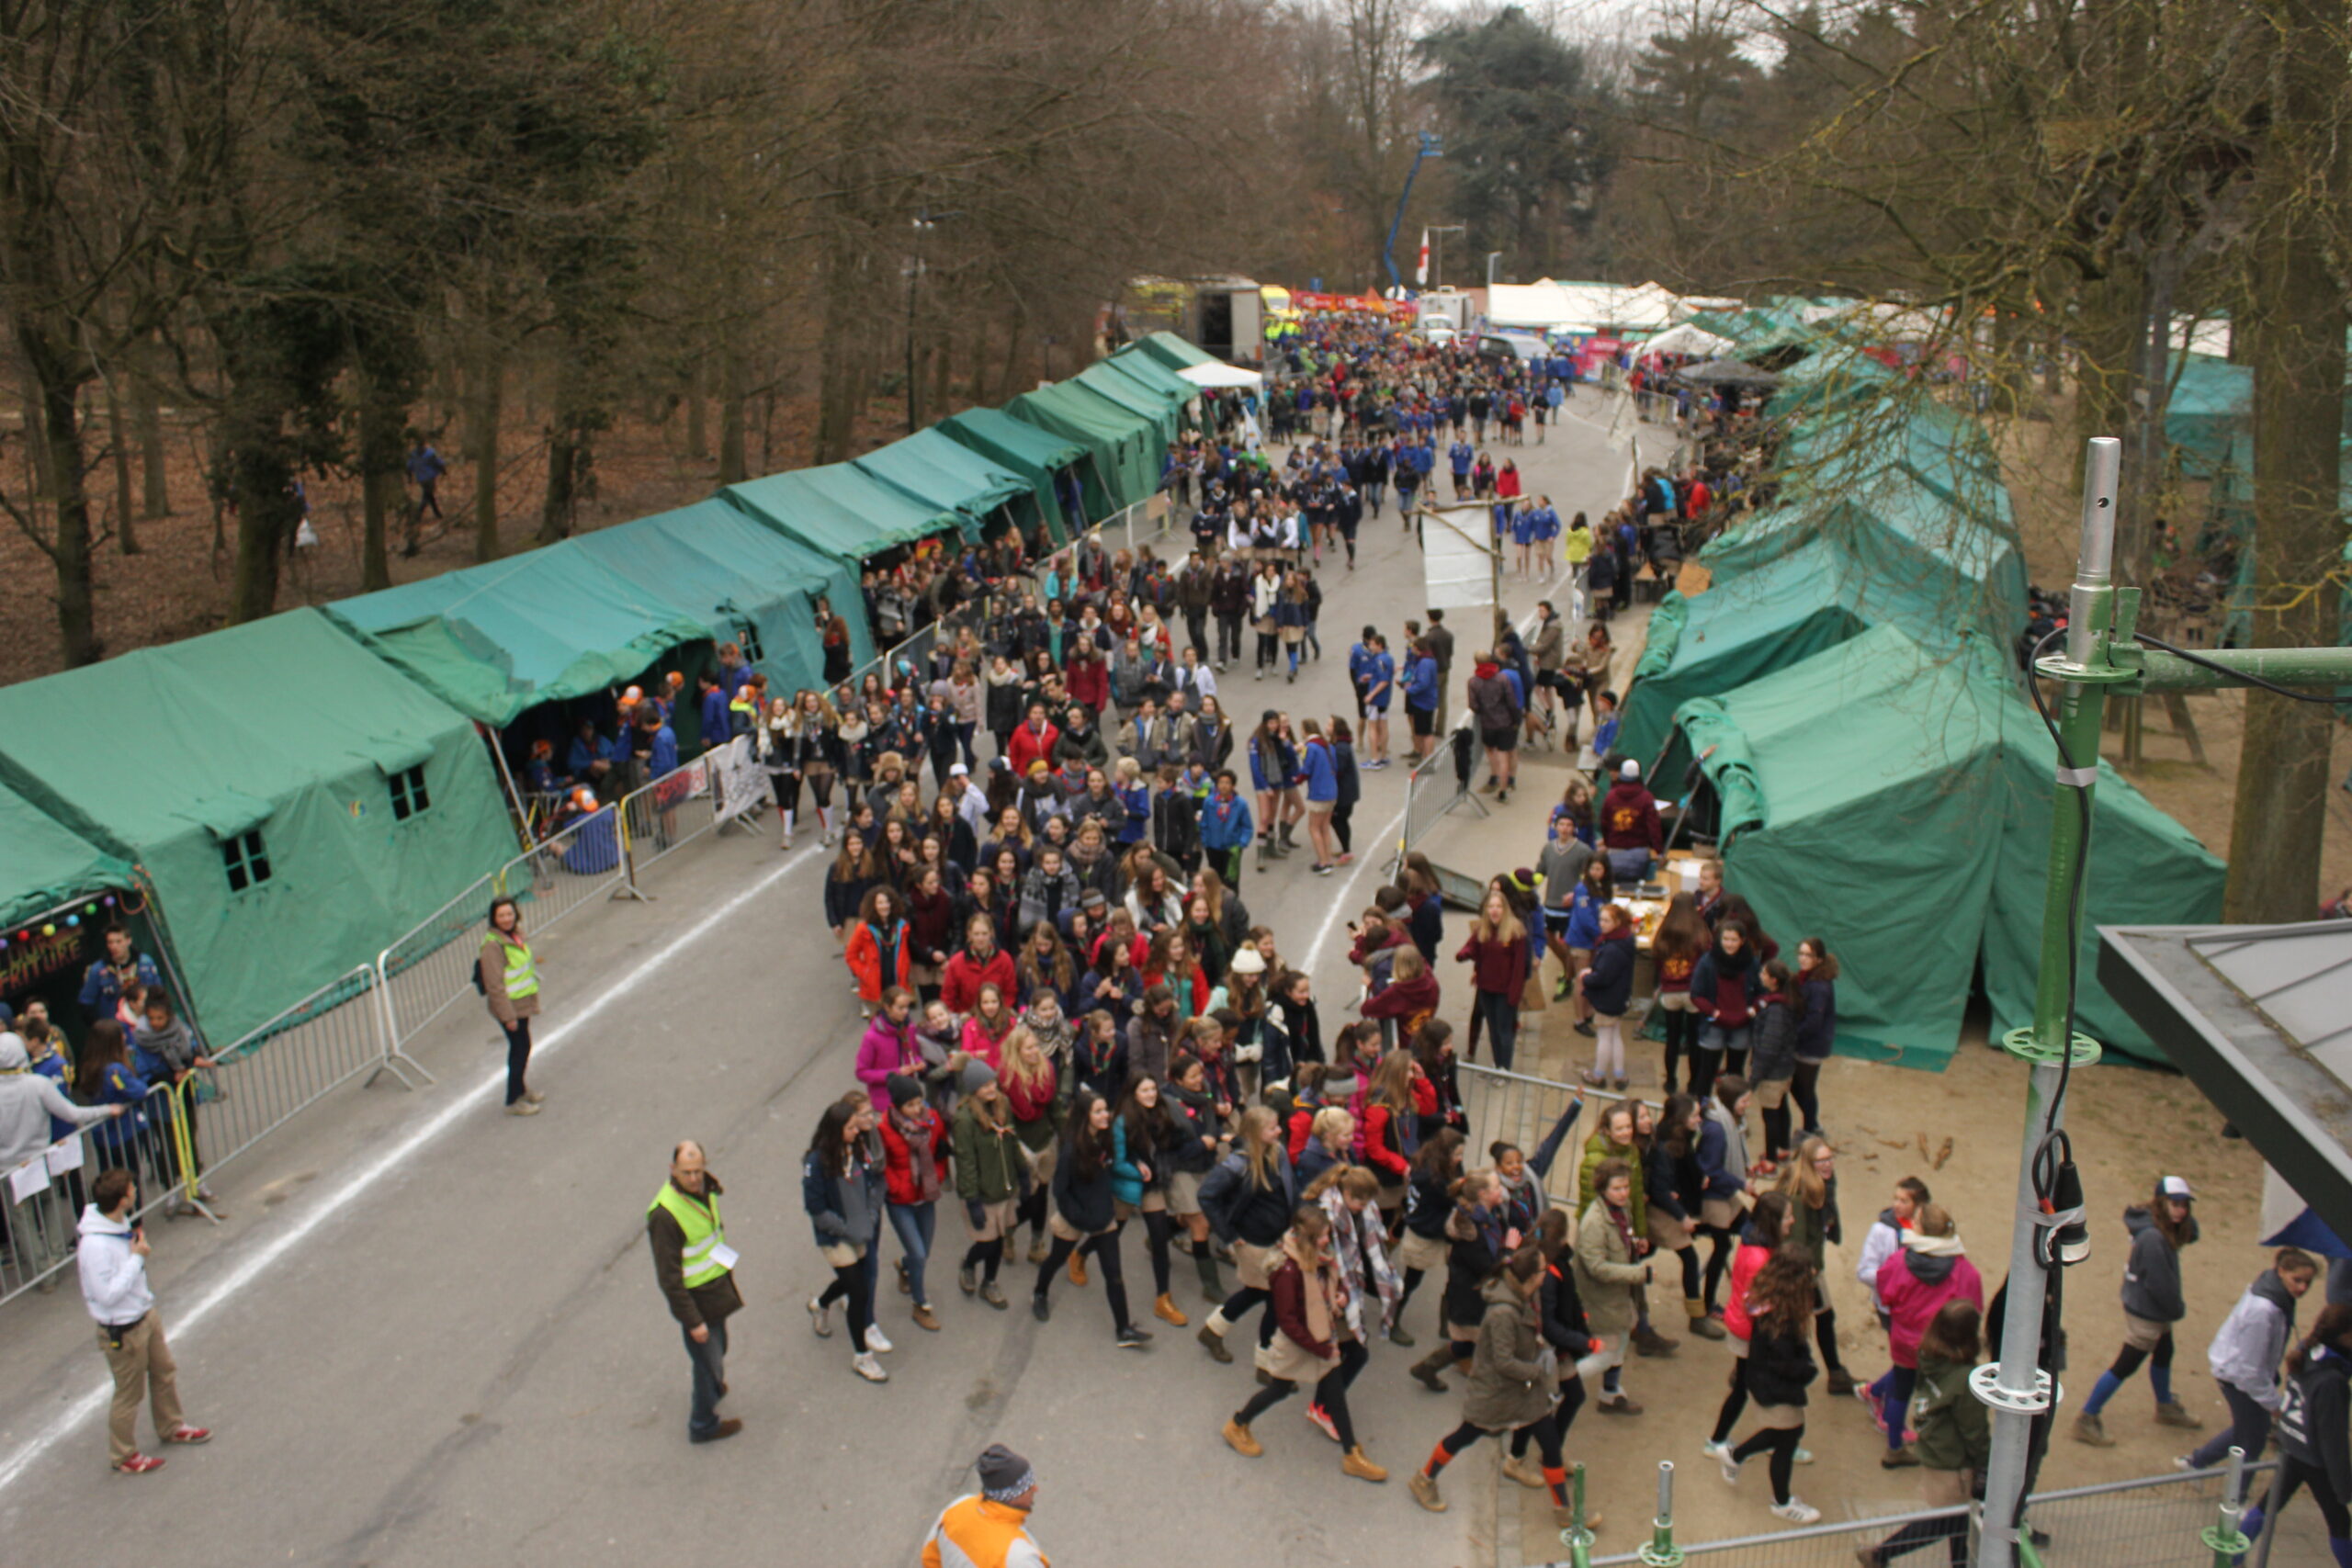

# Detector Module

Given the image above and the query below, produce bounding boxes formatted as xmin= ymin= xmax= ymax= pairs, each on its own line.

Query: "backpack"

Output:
xmin=471 ymin=952 xmax=487 ymax=995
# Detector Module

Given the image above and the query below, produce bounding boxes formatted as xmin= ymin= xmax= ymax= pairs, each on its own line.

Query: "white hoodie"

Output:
xmin=0 ymin=1032 xmax=116 ymax=1169
xmin=77 ymin=1204 xmax=154 ymax=1327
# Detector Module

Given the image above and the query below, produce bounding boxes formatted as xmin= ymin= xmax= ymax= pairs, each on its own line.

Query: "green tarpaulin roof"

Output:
xmin=1102 ymin=344 xmax=1205 ymax=404
xmin=1619 ymin=534 xmax=2015 ymax=770
xmin=1008 ymin=381 xmax=1160 ymax=511
xmin=1132 ymin=331 xmax=1221 ymax=372
xmin=1701 ymin=456 xmax=2026 ymax=637
xmin=724 ymin=461 xmax=969 ymax=563
xmin=853 ymin=428 xmax=1032 ymax=531
xmin=938 ymin=407 xmax=1087 ymax=544
xmin=565 ymin=499 xmax=872 ymax=697
xmin=328 ymin=545 xmax=715 ymax=727
xmin=0 ymin=779 xmax=130 ymax=931
xmin=0 ymin=609 xmax=516 ymax=1044
xmin=1673 ymin=626 xmax=2222 ymax=1066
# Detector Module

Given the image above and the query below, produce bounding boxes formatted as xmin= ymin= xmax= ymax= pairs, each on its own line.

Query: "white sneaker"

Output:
xmin=863 ymin=1325 xmax=894 ymax=1355
xmin=1701 ymin=1438 xmax=1734 ymax=1465
xmin=1718 ymin=1454 xmax=1742 ymax=1486
xmin=1793 ymin=1447 xmax=1815 ymax=1465
xmin=1770 ymin=1499 xmax=1821 ymax=1525
xmin=852 ymin=1351 xmax=888 ymax=1383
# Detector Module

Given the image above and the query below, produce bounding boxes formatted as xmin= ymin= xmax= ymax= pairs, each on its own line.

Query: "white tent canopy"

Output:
xmin=1177 ymin=361 xmax=1263 ymax=389
xmin=1639 ymin=322 xmax=1737 ymax=360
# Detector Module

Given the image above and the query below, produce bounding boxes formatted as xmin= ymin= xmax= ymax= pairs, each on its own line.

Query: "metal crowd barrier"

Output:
xmin=1456 ymin=1060 xmax=1630 ymax=1212
xmin=1574 ymin=1458 xmax=2278 ymax=1568
xmin=1 ymin=1084 xmax=183 ymax=1305
xmin=1389 ymin=719 xmax=1490 ymax=881
xmin=616 ymin=752 xmax=728 ymax=881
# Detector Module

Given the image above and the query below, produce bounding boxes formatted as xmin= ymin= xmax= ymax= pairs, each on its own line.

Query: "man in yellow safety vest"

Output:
xmin=922 ymin=1445 xmax=1048 ymax=1568
xmin=647 ymin=1140 xmax=743 ymax=1444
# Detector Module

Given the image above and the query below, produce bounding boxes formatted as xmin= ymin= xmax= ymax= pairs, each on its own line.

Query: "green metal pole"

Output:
xmin=2132 ymin=645 xmax=2352 ymax=694
xmin=1638 ymin=1461 xmax=1685 ymax=1568
xmin=1975 ymin=437 xmax=2126 ymax=1568
xmin=2199 ymin=1447 xmax=2255 ymax=1568
xmin=1563 ymin=1460 xmax=1598 ymax=1566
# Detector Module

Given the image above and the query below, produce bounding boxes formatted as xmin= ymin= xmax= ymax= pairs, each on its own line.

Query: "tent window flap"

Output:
xmin=221 ymin=829 xmax=272 ymax=893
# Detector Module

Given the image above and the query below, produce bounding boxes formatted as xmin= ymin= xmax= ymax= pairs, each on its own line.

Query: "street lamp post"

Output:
xmin=1428 ymin=224 xmax=1464 ymax=290
xmin=1972 ymin=436 xmax=2352 ymax=1568
xmin=904 ymin=209 xmax=960 ymax=434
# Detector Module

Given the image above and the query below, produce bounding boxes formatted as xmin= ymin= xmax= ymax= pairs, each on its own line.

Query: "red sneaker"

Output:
xmin=1304 ymin=1403 xmax=1341 ymax=1443
xmin=164 ymin=1427 xmax=211 ymax=1445
xmin=112 ymin=1454 xmax=166 ymax=1474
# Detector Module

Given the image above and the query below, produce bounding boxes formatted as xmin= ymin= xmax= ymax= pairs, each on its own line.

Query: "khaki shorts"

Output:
xmin=819 ymin=1240 xmax=866 ymax=1269
xmin=1233 ymin=1238 xmax=1276 ymax=1291
xmin=1752 ymin=1401 xmax=1804 ymax=1431
xmin=1114 ymin=1193 xmax=1168 ymax=1224
xmin=1655 ymin=990 xmax=1693 ymax=1012
xmin=1047 ymin=1210 xmax=1112 ymax=1244
xmin=1648 ymin=1210 xmax=1695 ymax=1252
xmin=967 ymin=1199 xmax=1018 ymax=1242
xmin=1167 ymin=1168 xmax=1204 ymax=1217
xmin=1396 ymin=1228 xmax=1447 ymax=1273
xmin=1755 ymin=1077 xmax=1791 ymax=1111
xmin=2122 ymin=1312 xmax=2174 ymax=1352
xmin=1701 ymin=1195 xmax=1745 ymax=1231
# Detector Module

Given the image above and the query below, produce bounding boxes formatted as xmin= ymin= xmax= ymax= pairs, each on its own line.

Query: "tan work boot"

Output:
xmin=1153 ymin=1293 xmax=1190 ymax=1327
xmin=1409 ymin=1471 xmax=1447 ymax=1512
xmin=2072 ymin=1412 xmax=2115 ymax=1447
xmin=1342 ymin=1446 xmax=1389 ymax=1483
xmin=1500 ymin=1454 xmax=1546 ymax=1490
xmin=1222 ymin=1419 xmax=1262 ymax=1458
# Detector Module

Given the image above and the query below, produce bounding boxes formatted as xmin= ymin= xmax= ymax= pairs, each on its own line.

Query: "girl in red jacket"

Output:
xmin=878 ymin=1074 xmax=950 ymax=1332
xmin=845 ymin=886 xmax=913 ymax=1018
xmin=940 ymin=915 xmax=1017 ymax=1015
xmin=1455 ymin=889 xmax=1530 ymax=1071
xmin=1703 ymin=1191 xmax=1792 ymax=1462
xmin=1360 ymin=1050 xmax=1419 ymax=1225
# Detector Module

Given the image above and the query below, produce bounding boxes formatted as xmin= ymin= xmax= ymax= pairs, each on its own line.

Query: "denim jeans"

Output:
xmin=888 ymin=1201 xmax=937 ymax=1307
xmin=1476 ymin=990 xmax=1521 ymax=1071
xmin=683 ymin=1316 xmax=729 ymax=1439
xmin=2188 ymin=1382 xmax=2275 ymax=1469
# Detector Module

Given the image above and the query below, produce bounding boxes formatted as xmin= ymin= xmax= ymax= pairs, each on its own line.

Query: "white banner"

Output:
xmin=709 ymin=736 xmax=767 ymax=825
xmin=1420 ymin=504 xmax=1499 ymax=617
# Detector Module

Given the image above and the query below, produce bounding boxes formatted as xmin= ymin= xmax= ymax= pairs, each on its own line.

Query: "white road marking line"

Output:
xmin=0 ymin=844 xmax=822 ymax=1497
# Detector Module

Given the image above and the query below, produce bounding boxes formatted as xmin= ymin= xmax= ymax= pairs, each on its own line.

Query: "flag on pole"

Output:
xmin=1415 ymin=229 xmax=1430 ymax=287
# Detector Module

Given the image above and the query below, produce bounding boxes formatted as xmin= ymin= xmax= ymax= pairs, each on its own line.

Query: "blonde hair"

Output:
xmin=1238 ymin=1106 xmax=1283 ymax=1190
xmin=1777 ymin=1134 xmax=1834 ymax=1210
xmin=1001 ymin=1026 xmax=1051 ymax=1098
xmin=1311 ymin=1107 xmax=1356 ymax=1150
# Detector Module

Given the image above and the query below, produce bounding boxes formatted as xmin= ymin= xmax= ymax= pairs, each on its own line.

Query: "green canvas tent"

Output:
xmin=1102 ymin=344 xmax=1205 ymax=406
xmin=0 ymin=779 xmax=130 ymax=931
xmin=1071 ymin=359 xmax=1182 ymax=439
xmin=328 ymin=544 xmax=716 ymax=728
xmin=724 ymin=461 xmax=971 ymax=563
xmin=938 ymin=407 xmax=1089 ymax=543
xmin=1672 ymin=625 xmax=2223 ymax=1066
xmin=1132 ymin=330 xmax=1222 ymax=373
xmin=565 ymin=499 xmax=870 ymax=696
xmin=1700 ymin=458 xmax=2026 ymax=637
xmin=852 ymin=428 xmax=1035 ymax=536
xmin=2165 ymin=354 xmax=2252 ymax=479
xmin=1008 ymin=381 xmax=1159 ymax=512
xmin=0 ymin=610 xmax=516 ymax=1044
xmin=1618 ymin=534 xmax=2016 ymax=771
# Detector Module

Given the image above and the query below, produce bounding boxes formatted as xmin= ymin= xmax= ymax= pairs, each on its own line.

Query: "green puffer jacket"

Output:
xmin=953 ymin=1102 xmax=1023 ymax=1204
xmin=1910 ymin=1353 xmax=1991 ymax=1472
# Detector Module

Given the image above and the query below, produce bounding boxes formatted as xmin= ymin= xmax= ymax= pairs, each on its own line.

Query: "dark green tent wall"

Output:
xmin=564 ymin=498 xmax=869 ymax=699
xmin=1672 ymin=626 xmax=2226 ymax=1067
xmin=852 ymin=428 xmax=1034 ymax=536
xmin=1007 ymin=382 xmax=1155 ymax=513
xmin=938 ymin=407 xmax=1088 ymax=543
xmin=328 ymin=545 xmax=715 ymax=727
xmin=0 ymin=610 xmax=517 ymax=1044
xmin=1131 ymin=330 xmax=1222 ymax=373
xmin=723 ymin=462 xmax=969 ymax=563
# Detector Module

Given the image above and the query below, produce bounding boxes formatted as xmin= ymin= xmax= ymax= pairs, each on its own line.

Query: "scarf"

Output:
xmin=1604 ymin=1200 xmax=1640 ymax=1275
xmin=1282 ymin=1229 xmax=1340 ymax=1349
xmin=1319 ymin=1189 xmax=1403 ymax=1338
xmin=893 ymin=1106 xmax=943 ymax=1201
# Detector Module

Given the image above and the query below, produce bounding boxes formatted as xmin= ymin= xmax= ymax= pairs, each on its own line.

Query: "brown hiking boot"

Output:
xmin=1222 ymin=1419 xmax=1262 ymax=1458
xmin=1153 ymin=1293 xmax=1190 ymax=1327
xmin=1341 ymin=1446 xmax=1389 ymax=1483
xmin=1069 ymin=1251 xmax=1088 ymax=1287
xmin=2155 ymin=1401 xmax=2203 ymax=1428
xmin=1633 ymin=1324 xmax=1680 ymax=1357
xmin=1409 ymin=1472 xmax=1447 ymax=1513
xmin=2072 ymin=1412 xmax=2115 ymax=1447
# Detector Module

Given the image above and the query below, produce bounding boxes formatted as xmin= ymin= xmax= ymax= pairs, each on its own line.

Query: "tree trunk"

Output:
xmin=813 ymin=238 xmax=863 ymax=465
xmin=685 ymin=357 xmax=707 ymax=461
xmin=223 ymin=388 xmax=296 ymax=626
xmin=471 ymin=335 xmax=503 ymax=561
xmin=106 ymin=376 xmax=139 ymax=555
xmin=28 ymin=365 xmax=100 ymax=665
xmin=718 ymin=338 xmax=748 ymax=484
xmin=2224 ymin=0 xmax=2348 ymax=923
xmin=356 ymin=367 xmax=398 ymax=591
xmin=133 ymin=354 xmax=170 ymax=519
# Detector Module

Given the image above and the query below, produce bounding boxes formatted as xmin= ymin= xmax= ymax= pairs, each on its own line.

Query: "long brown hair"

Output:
xmin=1917 ymin=1300 xmax=1983 ymax=1366
xmin=1654 ymin=893 xmax=1707 ymax=965
xmin=2288 ymin=1303 xmax=2352 ymax=1377
xmin=1749 ymin=1246 xmax=1817 ymax=1326
xmin=1367 ymin=1049 xmax=1415 ymax=1114
xmin=1776 ymin=1135 xmax=1833 ymax=1211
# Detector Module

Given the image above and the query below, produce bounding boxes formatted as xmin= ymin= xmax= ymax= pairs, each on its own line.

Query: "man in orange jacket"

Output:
xmin=922 ymin=1444 xmax=1048 ymax=1568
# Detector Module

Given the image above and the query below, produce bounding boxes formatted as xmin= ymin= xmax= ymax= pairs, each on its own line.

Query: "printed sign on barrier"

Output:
xmin=709 ymin=737 xmax=766 ymax=826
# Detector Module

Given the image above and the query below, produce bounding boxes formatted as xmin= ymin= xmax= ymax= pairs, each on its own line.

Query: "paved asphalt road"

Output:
xmin=0 ymin=394 xmax=1641 ymax=1568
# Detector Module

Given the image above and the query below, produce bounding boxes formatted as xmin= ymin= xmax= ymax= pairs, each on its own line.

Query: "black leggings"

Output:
xmin=772 ymin=771 xmax=832 ymax=814
xmin=1017 ymin=1185 xmax=1049 ymax=1240
xmin=1816 ymin=1307 xmax=1849 ymax=1377
xmin=1791 ymin=1059 xmax=1824 ymax=1134
xmin=816 ymin=1256 xmax=874 ymax=1348
xmin=1517 ymin=1373 xmax=1585 ymax=1444
xmin=500 ymin=1019 xmax=534 ymax=1105
xmin=1761 ymin=1099 xmax=1792 ymax=1159
xmin=1702 ymin=1225 xmax=1736 ymax=1310
xmin=1256 ymin=630 xmax=1279 ymax=671
xmin=1429 ymin=1411 xmax=1568 ymax=1508
xmin=1141 ymin=1209 xmax=1177 ymax=1296
xmin=1711 ymin=1355 xmax=1748 ymax=1444
xmin=1661 ymin=1008 xmax=1695 ymax=1089
xmin=1237 ymin=1339 xmax=1368 ymax=1447
xmin=1732 ymin=1422 xmax=1804 ymax=1506
xmin=958 ymin=1237 xmax=1003 ymax=1282
xmin=1216 ymin=1282 xmax=1283 ymax=1348
xmin=2108 ymin=1331 xmax=2174 ymax=1383
xmin=1674 ymin=1243 xmax=1702 ymax=1300
xmin=1332 ymin=800 xmax=1353 ymax=853
xmin=1876 ymin=1472 xmax=1983 ymax=1565
xmin=1037 ymin=1228 xmax=1133 ymax=1332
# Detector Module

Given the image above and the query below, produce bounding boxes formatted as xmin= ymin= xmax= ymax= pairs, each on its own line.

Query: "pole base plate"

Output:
xmin=1999 ymin=1025 xmax=2101 ymax=1068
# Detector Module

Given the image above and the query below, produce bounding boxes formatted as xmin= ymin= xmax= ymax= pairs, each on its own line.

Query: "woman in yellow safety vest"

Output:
xmin=481 ymin=897 xmax=545 ymax=1117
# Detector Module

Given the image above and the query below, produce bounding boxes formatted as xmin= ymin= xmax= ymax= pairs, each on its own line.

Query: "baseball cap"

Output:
xmin=2159 ymin=1176 xmax=2194 ymax=1201
xmin=949 ymin=762 xmax=970 ymax=777
xmin=1620 ymin=759 xmax=1641 ymax=780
